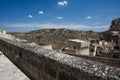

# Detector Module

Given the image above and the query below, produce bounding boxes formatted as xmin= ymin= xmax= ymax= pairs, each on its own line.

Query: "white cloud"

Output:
xmin=86 ymin=16 xmax=91 ymax=19
xmin=56 ymin=16 xmax=63 ymax=19
xmin=4 ymin=22 xmax=109 ymax=31
xmin=28 ymin=15 xmax=33 ymax=18
xmin=38 ymin=11 xmax=44 ymax=15
xmin=58 ymin=1 xmax=68 ymax=6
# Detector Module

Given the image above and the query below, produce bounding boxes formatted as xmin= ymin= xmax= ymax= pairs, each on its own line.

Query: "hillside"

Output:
xmin=10 ymin=28 xmax=100 ymax=50
xmin=9 ymin=18 xmax=120 ymax=50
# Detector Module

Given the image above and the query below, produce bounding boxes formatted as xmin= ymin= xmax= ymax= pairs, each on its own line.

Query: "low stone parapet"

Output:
xmin=0 ymin=37 xmax=120 ymax=80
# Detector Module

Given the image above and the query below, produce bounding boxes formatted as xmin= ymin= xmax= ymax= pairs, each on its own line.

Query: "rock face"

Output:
xmin=101 ymin=18 xmax=120 ymax=40
xmin=109 ymin=18 xmax=120 ymax=31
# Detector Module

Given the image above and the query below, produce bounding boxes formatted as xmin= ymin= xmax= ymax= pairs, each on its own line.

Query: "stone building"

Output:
xmin=62 ymin=39 xmax=90 ymax=56
xmin=108 ymin=18 xmax=120 ymax=58
xmin=89 ymin=18 xmax=120 ymax=58
xmin=89 ymin=40 xmax=100 ymax=56
xmin=89 ymin=39 xmax=110 ymax=56
xmin=0 ymin=29 xmax=6 ymax=37
xmin=109 ymin=31 xmax=120 ymax=58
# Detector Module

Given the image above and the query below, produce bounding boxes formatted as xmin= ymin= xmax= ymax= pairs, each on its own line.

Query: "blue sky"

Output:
xmin=0 ymin=0 xmax=120 ymax=32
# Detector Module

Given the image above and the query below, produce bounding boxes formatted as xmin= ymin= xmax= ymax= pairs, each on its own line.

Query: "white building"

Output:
xmin=0 ymin=29 xmax=17 ymax=40
xmin=0 ymin=30 xmax=6 ymax=37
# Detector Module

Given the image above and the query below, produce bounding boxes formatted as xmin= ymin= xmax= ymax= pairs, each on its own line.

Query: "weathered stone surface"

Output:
xmin=0 ymin=37 xmax=120 ymax=80
xmin=0 ymin=54 xmax=30 ymax=80
xmin=109 ymin=18 xmax=120 ymax=31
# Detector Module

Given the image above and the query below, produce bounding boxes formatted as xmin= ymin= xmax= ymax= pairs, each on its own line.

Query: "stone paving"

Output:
xmin=0 ymin=53 xmax=30 ymax=80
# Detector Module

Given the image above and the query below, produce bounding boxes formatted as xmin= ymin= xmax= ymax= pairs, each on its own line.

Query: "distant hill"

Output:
xmin=9 ymin=17 xmax=120 ymax=50
xmin=9 ymin=28 xmax=100 ymax=50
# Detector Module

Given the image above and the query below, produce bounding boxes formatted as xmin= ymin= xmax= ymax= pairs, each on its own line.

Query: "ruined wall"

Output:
xmin=0 ymin=37 xmax=120 ymax=80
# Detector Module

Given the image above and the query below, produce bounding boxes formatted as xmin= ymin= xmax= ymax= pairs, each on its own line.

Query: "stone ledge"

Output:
xmin=0 ymin=37 xmax=120 ymax=80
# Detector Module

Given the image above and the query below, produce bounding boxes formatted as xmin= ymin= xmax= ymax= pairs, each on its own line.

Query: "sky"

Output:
xmin=0 ymin=0 xmax=120 ymax=32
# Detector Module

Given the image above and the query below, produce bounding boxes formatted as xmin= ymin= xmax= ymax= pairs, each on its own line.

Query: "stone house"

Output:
xmin=62 ymin=39 xmax=90 ymax=56
xmin=0 ymin=29 xmax=6 ymax=37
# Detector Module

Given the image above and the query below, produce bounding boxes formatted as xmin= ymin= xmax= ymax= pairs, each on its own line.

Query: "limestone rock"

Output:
xmin=109 ymin=18 xmax=120 ymax=31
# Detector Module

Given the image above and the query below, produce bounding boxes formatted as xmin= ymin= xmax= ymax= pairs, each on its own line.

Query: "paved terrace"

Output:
xmin=0 ymin=37 xmax=120 ymax=80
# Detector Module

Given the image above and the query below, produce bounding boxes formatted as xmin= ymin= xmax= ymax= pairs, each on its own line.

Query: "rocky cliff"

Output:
xmin=100 ymin=18 xmax=120 ymax=41
xmin=109 ymin=18 xmax=120 ymax=31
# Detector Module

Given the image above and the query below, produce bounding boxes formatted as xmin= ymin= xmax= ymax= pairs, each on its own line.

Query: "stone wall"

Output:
xmin=0 ymin=37 xmax=120 ymax=80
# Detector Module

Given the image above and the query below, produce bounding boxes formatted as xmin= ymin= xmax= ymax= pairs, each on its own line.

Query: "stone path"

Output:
xmin=0 ymin=53 xmax=30 ymax=80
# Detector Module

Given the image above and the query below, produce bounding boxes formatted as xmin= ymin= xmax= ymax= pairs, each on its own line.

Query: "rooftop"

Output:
xmin=68 ymin=39 xmax=88 ymax=43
